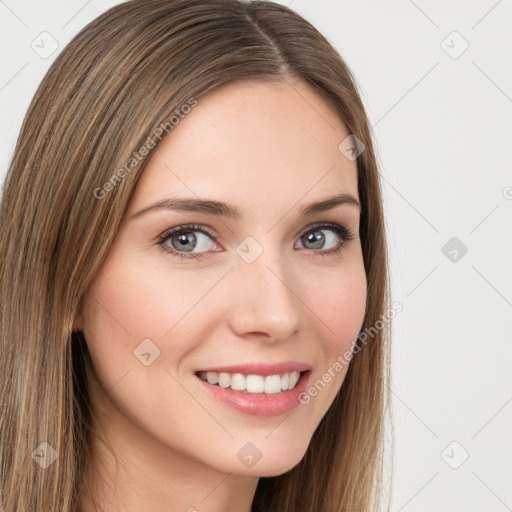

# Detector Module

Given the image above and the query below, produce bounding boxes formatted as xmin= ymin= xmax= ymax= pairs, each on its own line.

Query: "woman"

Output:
xmin=0 ymin=1 xmax=393 ymax=510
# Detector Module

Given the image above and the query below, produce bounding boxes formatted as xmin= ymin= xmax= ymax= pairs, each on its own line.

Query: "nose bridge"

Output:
xmin=227 ymin=240 xmax=302 ymax=341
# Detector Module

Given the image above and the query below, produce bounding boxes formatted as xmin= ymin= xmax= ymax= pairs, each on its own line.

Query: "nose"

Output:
xmin=226 ymin=248 xmax=302 ymax=343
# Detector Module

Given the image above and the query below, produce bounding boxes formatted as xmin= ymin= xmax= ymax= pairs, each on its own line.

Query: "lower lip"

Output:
xmin=195 ymin=371 xmax=311 ymax=417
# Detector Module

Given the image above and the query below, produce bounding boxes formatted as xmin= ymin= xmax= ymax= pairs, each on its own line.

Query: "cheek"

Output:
xmin=313 ymin=260 xmax=367 ymax=351
xmin=81 ymin=255 xmax=222 ymax=367
xmin=80 ymin=258 xmax=214 ymax=436
xmin=307 ymin=259 xmax=366 ymax=393
xmin=86 ymin=261 xmax=174 ymax=336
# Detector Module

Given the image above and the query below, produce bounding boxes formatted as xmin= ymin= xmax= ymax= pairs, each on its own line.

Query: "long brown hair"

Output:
xmin=0 ymin=1 xmax=393 ymax=510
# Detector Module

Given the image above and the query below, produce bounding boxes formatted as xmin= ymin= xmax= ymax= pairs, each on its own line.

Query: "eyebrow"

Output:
xmin=131 ymin=193 xmax=361 ymax=220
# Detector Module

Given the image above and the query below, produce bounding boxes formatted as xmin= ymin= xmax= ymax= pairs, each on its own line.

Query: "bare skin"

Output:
xmin=74 ymin=77 xmax=367 ymax=512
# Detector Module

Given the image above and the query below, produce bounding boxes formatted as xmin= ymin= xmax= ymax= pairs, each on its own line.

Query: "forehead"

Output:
xmin=127 ymin=78 xmax=359 ymax=218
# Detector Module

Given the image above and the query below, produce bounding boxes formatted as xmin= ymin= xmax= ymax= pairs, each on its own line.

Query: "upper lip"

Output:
xmin=195 ymin=361 xmax=312 ymax=377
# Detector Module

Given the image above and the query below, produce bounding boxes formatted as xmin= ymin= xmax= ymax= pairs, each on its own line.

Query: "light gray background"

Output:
xmin=1 ymin=1 xmax=511 ymax=511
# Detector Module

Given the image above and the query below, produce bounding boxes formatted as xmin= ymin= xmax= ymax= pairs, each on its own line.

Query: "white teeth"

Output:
xmin=231 ymin=373 xmax=245 ymax=391
xmin=206 ymin=372 xmax=219 ymax=385
xmin=218 ymin=372 xmax=230 ymax=388
xmin=281 ymin=373 xmax=290 ymax=391
xmin=264 ymin=375 xmax=282 ymax=394
xmin=288 ymin=371 xmax=300 ymax=389
xmin=246 ymin=374 xmax=264 ymax=393
xmin=198 ymin=370 xmax=303 ymax=394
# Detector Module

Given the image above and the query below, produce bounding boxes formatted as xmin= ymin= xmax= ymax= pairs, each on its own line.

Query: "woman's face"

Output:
xmin=75 ymin=78 xmax=367 ymax=477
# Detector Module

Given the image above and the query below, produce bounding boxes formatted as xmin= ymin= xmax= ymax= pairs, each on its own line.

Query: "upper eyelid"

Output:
xmin=160 ymin=221 xmax=345 ymax=235
xmin=157 ymin=221 xmax=354 ymax=245
xmin=157 ymin=223 xmax=216 ymax=242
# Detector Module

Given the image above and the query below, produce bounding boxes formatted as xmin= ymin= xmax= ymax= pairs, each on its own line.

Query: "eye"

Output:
xmin=157 ymin=224 xmax=219 ymax=260
xmin=156 ymin=222 xmax=356 ymax=261
xmin=296 ymin=222 xmax=356 ymax=257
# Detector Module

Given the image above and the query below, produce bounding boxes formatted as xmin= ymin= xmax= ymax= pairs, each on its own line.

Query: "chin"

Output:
xmin=227 ymin=442 xmax=309 ymax=477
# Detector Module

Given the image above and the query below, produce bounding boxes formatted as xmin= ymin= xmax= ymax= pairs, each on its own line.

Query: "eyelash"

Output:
xmin=156 ymin=222 xmax=356 ymax=261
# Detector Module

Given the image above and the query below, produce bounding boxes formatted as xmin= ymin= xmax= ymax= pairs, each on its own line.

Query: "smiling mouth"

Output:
xmin=194 ymin=370 xmax=309 ymax=395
